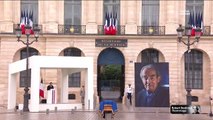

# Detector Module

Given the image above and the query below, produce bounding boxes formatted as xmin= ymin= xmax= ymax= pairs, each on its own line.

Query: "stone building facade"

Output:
xmin=0 ymin=0 xmax=213 ymax=108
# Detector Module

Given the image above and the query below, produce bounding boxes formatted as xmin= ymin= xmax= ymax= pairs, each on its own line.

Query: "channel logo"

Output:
xmin=170 ymin=105 xmax=200 ymax=114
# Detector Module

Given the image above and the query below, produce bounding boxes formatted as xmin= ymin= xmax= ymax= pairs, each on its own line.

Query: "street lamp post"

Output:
xmin=15 ymin=24 xmax=40 ymax=112
xmin=176 ymin=24 xmax=201 ymax=105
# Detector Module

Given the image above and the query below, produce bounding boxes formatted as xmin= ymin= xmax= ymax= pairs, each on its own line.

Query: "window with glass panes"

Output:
xmin=64 ymin=0 xmax=81 ymax=25
xmin=142 ymin=0 xmax=159 ymax=26
xmin=141 ymin=49 xmax=159 ymax=63
xmin=184 ymin=50 xmax=203 ymax=89
xmin=21 ymin=0 xmax=38 ymax=24
xmin=64 ymin=48 xmax=81 ymax=87
xmin=20 ymin=48 xmax=38 ymax=87
xmin=103 ymin=0 xmax=120 ymax=25
xmin=185 ymin=0 xmax=203 ymax=26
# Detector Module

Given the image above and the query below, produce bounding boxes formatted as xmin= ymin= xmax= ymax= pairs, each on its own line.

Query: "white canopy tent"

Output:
xmin=8 ymin=56 xmax=94 ymax=112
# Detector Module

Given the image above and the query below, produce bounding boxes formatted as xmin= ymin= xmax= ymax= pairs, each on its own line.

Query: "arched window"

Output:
xmin=141 ymin=49 xmax=159 ymax=63
xmin=20 ymin=47 xmax=38 ymax=87
xmin=184 ymin=50 xmax=203 ymax=89
xmin=64 ymin=48 xmax=81 ymax=87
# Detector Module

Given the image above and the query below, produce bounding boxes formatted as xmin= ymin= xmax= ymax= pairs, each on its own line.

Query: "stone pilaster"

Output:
xmin=86 ymin=1 xmax=97 ymax=34
xmin=42 ymin=1 xmax=58 ymax=33
xmin=0 ymin=1 xmax=13 ymax=33
xmin=165 ymin=1 xmax=179 ymax=34
xmin=125 ymin=1 xmax=137 ymax=34
xmin=210 ymin=1 xmax=213 ymax=35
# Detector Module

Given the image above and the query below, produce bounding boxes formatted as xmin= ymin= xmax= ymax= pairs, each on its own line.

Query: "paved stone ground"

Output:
xmin=0 ymin=111 xmax=213 ymax=120
xmin=0 ymin=104 xmax=213 ymax=120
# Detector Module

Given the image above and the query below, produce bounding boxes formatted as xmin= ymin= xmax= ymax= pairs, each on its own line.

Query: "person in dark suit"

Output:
xmin=136 ymin=64 xmax=169 ymax=107
xmin=47 ymin=82 xmax=54 ymax=90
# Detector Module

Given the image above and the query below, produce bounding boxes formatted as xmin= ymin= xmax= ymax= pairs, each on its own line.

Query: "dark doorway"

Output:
xmin=97 ymin=48 xmax=125 ymax=102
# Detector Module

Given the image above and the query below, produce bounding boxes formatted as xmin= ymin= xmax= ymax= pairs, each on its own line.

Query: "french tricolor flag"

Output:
xmin=20 ymin=10 xmax=34 ymax=34
xmin=188 ymin=11 xmax=203 ymax=36
xmin=39 ymin=80 xmax=44 ymax=98
xmin=104 ymin=12 xmax=117 ymax=35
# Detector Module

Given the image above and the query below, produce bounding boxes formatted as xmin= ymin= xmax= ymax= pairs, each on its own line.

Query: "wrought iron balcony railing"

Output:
xmin=13 ymin=24 xmax=43 ymax=34
xmin=58 ymin=25 xmax=86 ymax=35
xmin=98 ymin=25 xmax=125 ymax=35
xmin=12 ymin=24 xmax=211 ymax=36
xmin=202 ymin=26 xmax=211 ymax=35
xmin=137 ymin=26 xmax=165 ymax=35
